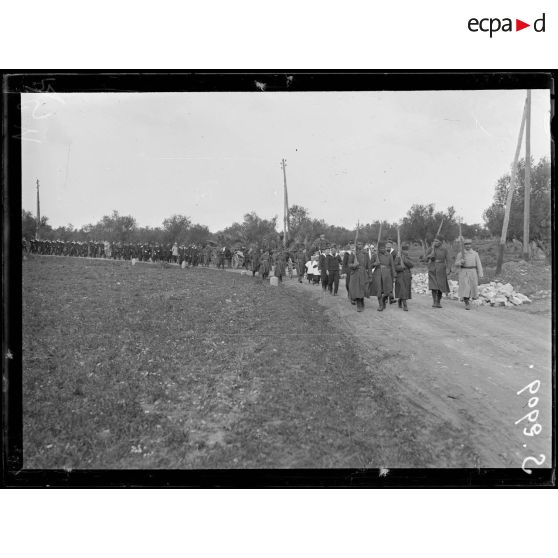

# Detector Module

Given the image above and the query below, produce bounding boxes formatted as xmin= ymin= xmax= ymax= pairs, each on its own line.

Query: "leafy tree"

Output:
xmin=162 ymin=214 xmax=191 ymax=244
xmin=218 ymin=212 xmax=278 ymax=248
xmin=325 ymin=224 xmax=353 ymax=247
xmin=135 ymin=226 xmax=164 ymax=244
xmin=80 ymin=210 xmax=138 ymax=242
xmin=460 ymin=223 xmax=491 ymax=240
xmin=357 ymin=220 xmax=399 ymax=245
xmin=53 ymin=224 xmax=76 ymax=241
xmin=219 ymin=221 xmax=245 ymax=246
xmin=399 ymin=204 xmax=462 ymax=252
xmin=400 ymin=203 xmax=436 ymax=251
xmin=483 ymin=157 xmax=551 ymax=256
xmin=242 ymin=212 xmax=278 ymax=246
xmin=186 ymin=224 xmax=210 ymax=245
xmin=22 ymin=210 xmax=52 ymax=239
xmin=22 ymin=210 xmax=38 ymax=239
xmin=288 ymin=205 xmax=310 ymax=233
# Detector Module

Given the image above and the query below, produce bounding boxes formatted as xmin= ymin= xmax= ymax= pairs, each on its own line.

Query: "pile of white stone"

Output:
xmin=411 ymin=272 xmax=531 ymax=306
xmin=475 ymin=282 xmax=532 ymax=306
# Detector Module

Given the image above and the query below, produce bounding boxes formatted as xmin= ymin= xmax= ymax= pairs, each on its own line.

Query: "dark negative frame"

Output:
xmin=2 ymin=71 xmax=556 ymax=487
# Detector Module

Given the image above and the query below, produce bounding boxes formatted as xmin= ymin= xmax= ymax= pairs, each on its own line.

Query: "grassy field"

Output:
xmin=23 ymin=256 xmax=413 ymax=469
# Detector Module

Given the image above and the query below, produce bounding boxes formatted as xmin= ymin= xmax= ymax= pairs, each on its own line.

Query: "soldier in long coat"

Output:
xmin=312 ymin=234 xmax=330 ymax=252
xmin=341 ymin=245 xmax=353 ymax=299
xmin=425 ymin=237 xmax=451 ymax=308
xmin=224 ymin=246 xmax=232 ymax=268
xmin=347 ymin=241 xmax=371 ymax=312
xmin=394 ymin=243 xmax=414 ymax=311
xmin=384 ymin=239 xmax=397 ymax=304
xmin=455 ymin=239 xmax=484 ymax=310
xmin=319 ymin=250 xmax=329 ymax=291
xmin=202 ymin=246 xmax=211 ymax=266
xmin=295 ymin=247 xmax=307 ymax=283
xmin=259 ymin=251 xmax=271 ymax=280
xmin=326 ymin=246 xmax=342 ymax=295
xmin=216 ymin=247 xmax=225 ymax=269
xmin=251 ymin=248 xmax=261 ymax=277
xmin=274 ymin=251 xmax=286 ymax=282
xmin=369 ymin=242 xmax=396 ymax=311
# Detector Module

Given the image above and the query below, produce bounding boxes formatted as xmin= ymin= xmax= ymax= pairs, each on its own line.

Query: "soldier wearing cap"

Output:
xmin=312 ymin=233 xmax=330 ymax=252
xmin=347 ymin=241 xmax=371 ymax=312
xmin=425 ymin=236 xmax=451 ymax=308
xmin=394 ymin=242 xmax=414 ymax=311
xmin=369 ymin=241 xmax=397 ymax=311
xmin=326 ymin=245 xmax=342 ymax=295
xmin=385 ymin=239 xmax=397 ymax=304
xmin=341 ymin=244 xmax=354 ymax=299
xmin=455 ymin=239 xmax=484 ymax=310
xmin=294 ymin=245 xmax=307 ymax=283
xmin=318 ymin=249 xmax=329 ymax=291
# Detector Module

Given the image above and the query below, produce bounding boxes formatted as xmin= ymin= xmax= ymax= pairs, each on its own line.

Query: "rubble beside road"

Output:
xmin=411 ymin=273 xmax=532 ymax=307
xmin=496 ymin=260 xmax=551 ymax=297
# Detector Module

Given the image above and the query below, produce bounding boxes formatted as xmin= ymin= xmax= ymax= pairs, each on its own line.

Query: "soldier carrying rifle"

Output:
xmin=425 ymin=236 xmax=451 ymax=308
xmin=455 ymin=238 xmax=484 ymax=310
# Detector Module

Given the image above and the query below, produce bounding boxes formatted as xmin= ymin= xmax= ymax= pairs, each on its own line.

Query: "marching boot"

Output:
xmin=436 ymin=290 xmax=443 ymax=308
xmin=383 ymin=296 xmax=389 ymax=309
xmin=398 ymin=299 xmax=402 ymax=308
xmin=464 ymin=297 xmax=470 ymax=310
xmin=403 ymin=299 xmax=408 ymax=311
xmin=377 ymin=296 xmax=384 ymax=311
xmin=431 ymin=290 xmax=437 ymax=308
xmin=356 ymin=298 xmax=364 ymax=312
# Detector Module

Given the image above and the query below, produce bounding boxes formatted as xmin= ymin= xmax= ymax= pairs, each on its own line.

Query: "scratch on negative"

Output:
xmin=255 ymin=81 xmax=266 ymax=92
xmin=379 ymin=467 xmax=389 ymax=477
xmin=471 ymin=112 xmax=491 ymax=137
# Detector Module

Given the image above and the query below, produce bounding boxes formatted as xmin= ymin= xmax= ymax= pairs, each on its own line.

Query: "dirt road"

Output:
xmin=282 ymin=276 xmax=553 ymax=469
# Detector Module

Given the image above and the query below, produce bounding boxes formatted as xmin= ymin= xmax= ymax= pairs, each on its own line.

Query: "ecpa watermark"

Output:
xmin=468 ymin=13 xmax=546 ymax=37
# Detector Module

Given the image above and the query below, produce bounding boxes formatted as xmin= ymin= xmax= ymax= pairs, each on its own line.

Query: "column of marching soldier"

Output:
xmin=294 ymin=234 xmax=483 ymax=313
xmin=23 ymin=234 xmax=483 ymax=311
xmin=22 ymin=239 xmax=214 ymax=266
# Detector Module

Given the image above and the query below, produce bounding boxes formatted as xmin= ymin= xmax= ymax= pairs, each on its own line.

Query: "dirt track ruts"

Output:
xmin=279 ymin=274 xmax=552 ymax=468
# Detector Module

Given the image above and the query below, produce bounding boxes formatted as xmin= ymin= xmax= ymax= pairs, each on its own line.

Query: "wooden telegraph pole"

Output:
xmin=36 ymin=179 xmax=41 ymax=240
xmin=281 ymin=158 xmax=289 ymax=248
xmin=496 ymin=97 xmax=528 ymax=275
xmin=522 ymin=90 xmax=532 ymax=261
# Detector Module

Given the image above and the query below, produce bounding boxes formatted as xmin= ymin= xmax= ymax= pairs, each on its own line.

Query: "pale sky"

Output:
xmin=21 ymin=89 xmax=551 ymax=232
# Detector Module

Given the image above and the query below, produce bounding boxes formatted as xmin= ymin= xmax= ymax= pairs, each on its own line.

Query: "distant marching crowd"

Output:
xmin=24 ymin=239 xmax=220 ymax=266
xmin=25 ymin=232 xmax=484 ymax=312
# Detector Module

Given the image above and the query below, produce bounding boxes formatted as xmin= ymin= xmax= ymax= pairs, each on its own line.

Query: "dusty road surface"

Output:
xmin=282 ymin=275 xmax=553 ymax=469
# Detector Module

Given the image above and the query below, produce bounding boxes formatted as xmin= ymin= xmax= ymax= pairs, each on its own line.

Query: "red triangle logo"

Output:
xmin=516 ymin=19 xmax=530 ymax=31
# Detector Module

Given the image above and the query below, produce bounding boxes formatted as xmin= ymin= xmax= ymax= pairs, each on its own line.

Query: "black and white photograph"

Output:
xmin=4 ymin=73 xmax=554 ymax=484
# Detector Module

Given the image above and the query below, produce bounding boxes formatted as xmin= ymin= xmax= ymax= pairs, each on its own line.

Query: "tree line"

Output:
xmin=23 ymin=156 xmax=550 ymax=255
xmin=482 ymin=156 xmax=551 ymax=256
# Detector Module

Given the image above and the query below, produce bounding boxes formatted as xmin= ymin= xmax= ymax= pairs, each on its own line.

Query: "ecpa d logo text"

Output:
xmin=468 ymin=13 xmax=545 ymax=37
